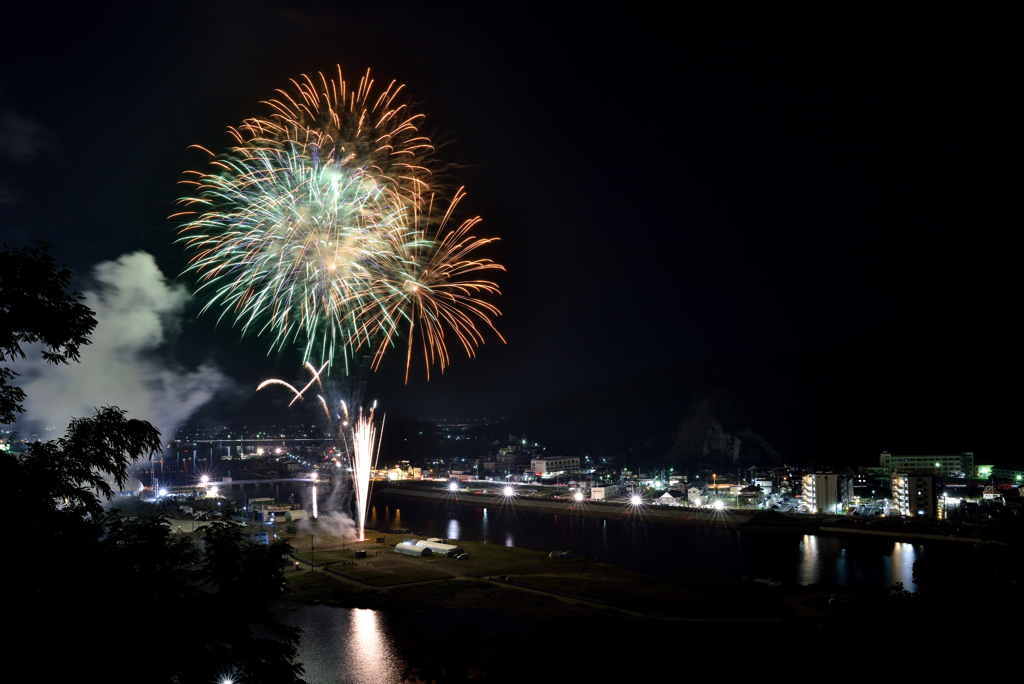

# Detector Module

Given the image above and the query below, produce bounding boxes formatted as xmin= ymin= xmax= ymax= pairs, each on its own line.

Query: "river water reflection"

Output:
xmin=368 ymin=495 xmax=929 ymax=590
xmin=278 ymin=605 xmax=405 ymax=684
xmin=250 ymin=485 xmax=933 ymax=589
xmin=267 ymin=489 xmax=998 ymax=681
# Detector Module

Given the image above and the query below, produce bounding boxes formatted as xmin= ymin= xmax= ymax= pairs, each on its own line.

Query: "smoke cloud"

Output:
xmin=298 ymin=474 xmax=358 ymax=540
xmin=299 ymin=510 xmax=356 ymax=541
xmin=10 ymin=251 xmax=230 ymax=447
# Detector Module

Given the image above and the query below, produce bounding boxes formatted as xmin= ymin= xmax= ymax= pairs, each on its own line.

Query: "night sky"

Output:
xmin=2 ymin=4 xmax=1018 ymax=427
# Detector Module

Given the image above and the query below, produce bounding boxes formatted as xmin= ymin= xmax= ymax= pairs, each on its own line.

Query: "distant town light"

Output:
xmin=630 ymin=495 xmax=642 ymax=506
xmin=448 ymin=482 xmax=459 ymax=492
xmin=503 ymin=486 xmax=515 ymax=497
xmin=574 ymin=492 xmax=584 ymax=502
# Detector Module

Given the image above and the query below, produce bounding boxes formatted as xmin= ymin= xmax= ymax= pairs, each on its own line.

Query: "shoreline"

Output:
xmin=374 ymin=483 xmax=1001 ymax=545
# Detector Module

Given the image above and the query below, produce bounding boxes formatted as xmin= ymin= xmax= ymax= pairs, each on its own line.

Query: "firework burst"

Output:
xmin=176 ymin=67 xmax=502 ymax=378
xmin=360 ymin=189 xmax=505 ymax=381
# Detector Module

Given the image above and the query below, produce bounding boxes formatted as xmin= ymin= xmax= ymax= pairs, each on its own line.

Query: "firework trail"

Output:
xmin=259 ymin=366 xmax=378 ymax=540
xmin=176 ymin=67 xmax=502 ymax=379
xmin=350 ymin=403 xmax=383 ymax=541
xmin=256 ymin=361 xmax=327 ymax=405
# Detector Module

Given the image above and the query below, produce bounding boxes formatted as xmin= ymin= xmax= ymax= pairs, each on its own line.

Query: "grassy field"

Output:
xmin=291 ymin=548 xmax=358 ymax=564
xmin=277 ymin=529 xmax=800 ymax=621
xmin=286 ymin=570 xmax=378 ymax=604
xmin=330 ymin=559 xmax=455 ymax=587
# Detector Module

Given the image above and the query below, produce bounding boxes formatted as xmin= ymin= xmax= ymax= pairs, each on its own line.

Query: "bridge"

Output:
xmin=159 ymin=475 xmax=337 ymax=494
xmin=170 ymin=437 xmax=337 ymax=449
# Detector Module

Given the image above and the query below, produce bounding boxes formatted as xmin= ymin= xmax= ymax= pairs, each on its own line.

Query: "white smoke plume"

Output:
xmin=10 ymin=251 xmax=230 ymax=448
xmin=299 ymin=474 xmax=358 ymax=540
xmin=299 ymin=510 xmax=357 ymax=541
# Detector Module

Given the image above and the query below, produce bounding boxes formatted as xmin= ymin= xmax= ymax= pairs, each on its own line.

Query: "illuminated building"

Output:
xmin=880 ymin=451 xmax=974 ymax=478
xmin=801 ymin=470 xmax=853 ymax=514
xmin=990 ymin=465 xmax=1024 ymax=483
xmin=590 ymin=485 xmax=620 ymax=500
xmin=890 ymin=473 xmax=938 ymax=518
xmin=530 ymin=456 xmax=580 ymax=477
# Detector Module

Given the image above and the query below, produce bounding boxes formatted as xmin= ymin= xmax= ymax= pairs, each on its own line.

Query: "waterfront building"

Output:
xmin=890 ymin=473 xmax=939 ymax=518
xmin=753 ymin=476 xmax=774 ymax=496
xmin=656 ymin=489 xmax=686 ymax=505
xmin=801 ymin=471 xmax=851 ymax=514
xmin=991 ymin=464 xmax=1024 ymax=483
xmin=530 ymin=456 xmax=581 ymax=477
xmin=880 ymin=451 xmax=974 ymax=478
xmin=687 ymin=485 xmax=704 ymax=506
xmin=590 ymin=484 xmax=620 ymax=501
xmin=738 ymin=484 xmax=763 ymax=507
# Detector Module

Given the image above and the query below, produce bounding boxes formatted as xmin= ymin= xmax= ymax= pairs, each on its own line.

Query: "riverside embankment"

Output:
xmin=375 ymin=482 xmax=1004 ymax=545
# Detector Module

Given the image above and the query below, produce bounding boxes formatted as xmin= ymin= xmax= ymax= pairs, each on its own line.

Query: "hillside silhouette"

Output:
xmin=483 ymin=332 xmax=1004 ymax=471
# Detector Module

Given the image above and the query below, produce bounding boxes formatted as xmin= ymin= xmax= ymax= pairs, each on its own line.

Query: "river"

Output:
xmin=366 ymin=494 xmax=930 ymax=588
xmin=247 ymin=486 xmax=998 ymax=681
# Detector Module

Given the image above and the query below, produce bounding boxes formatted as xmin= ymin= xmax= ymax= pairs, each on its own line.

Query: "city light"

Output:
xmin=630 ymin=494 xmax=643 ymax=506
xmin=574 ymin=491 xmax=584 ymax=502
xmin=448 ymin=482 xmax=459 ymax=492
xmin=503 ymin=485 xmax=515 ymax=497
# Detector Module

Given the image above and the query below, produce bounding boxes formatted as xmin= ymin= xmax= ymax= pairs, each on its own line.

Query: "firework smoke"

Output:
xmin=10 ymin=252 xmax=229 ymax=445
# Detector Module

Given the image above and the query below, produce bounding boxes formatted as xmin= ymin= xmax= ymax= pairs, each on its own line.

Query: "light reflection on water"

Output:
xmin=890 ymin=542 xmax=916 ymax=588
xmin=343 ymin=609 xmax=402 ymax=684
xmin=799 ymin=534 xmax=819 ymax=585
xmin=281 ymin=604 xmax=404 ymax=684
xmin=265 ymin=488 xmax=932 ymax=592
xmin=364 ymin=497 xmax=930 ymax=591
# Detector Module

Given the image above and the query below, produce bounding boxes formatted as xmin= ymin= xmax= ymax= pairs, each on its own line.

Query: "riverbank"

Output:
xmin=376 ymin=482 xmax=1011 ymax=544
xmin=281 ymin=530 xmax=846 ymax=626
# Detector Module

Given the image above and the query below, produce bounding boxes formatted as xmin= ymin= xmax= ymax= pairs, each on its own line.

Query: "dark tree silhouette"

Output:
xmin=0 ymin=241 xmax=96 ymax=423
xmin=1 ymin=244 xmax=304 ymax=683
